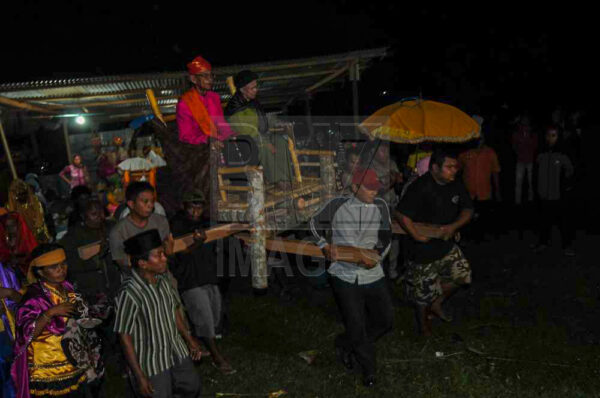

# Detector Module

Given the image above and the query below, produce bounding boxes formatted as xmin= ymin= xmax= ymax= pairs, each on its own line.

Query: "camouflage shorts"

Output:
xmin=404 ymin=245 xmax=471 ymax=306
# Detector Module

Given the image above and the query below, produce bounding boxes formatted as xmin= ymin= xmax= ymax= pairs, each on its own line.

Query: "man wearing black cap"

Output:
xmin=169 ymin=190 xmax=235 ymax=375
xmin=225 ymin=69 xmax=294 ymax=190
xmin=310 ymin=168 xmax=393 ymax=387
xmin=114 ymin=229 xmax=202 ymax=398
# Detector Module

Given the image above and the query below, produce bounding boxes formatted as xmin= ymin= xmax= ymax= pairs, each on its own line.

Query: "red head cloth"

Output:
xmin=352 ymin=168 xmax=383 ymax=191
xmin=0 ymin=211 xmax=38 ymax=265
xmin=187 ymin=56 xmax=212 ymax=75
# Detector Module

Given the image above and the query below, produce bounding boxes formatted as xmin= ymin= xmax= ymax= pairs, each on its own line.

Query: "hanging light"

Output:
xmin=75 ymin=116 xmax=86 ymax=125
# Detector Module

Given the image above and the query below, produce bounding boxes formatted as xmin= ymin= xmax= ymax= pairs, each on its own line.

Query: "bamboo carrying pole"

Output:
xmin=235 ymin=234 xmax=381 ymax=267
xmin=233 ymin=222 xmax=451 ymax=268
xmin=78 ymin=223 xmax=251 ymax=260
xmin=0 ymin=120 xmax=17 ymax=179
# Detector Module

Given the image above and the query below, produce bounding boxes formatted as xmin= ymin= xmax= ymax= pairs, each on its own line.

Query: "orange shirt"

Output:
xmin=458 ymin=146 xmax=500 ymax=200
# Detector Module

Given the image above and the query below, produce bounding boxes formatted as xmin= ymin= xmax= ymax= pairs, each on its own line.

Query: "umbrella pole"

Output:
xmin=0 ymin=119 xmax=17 ymax=180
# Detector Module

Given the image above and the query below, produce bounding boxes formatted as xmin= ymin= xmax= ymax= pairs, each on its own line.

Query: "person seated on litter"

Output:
xmin=225 ymin=70 xmax=294 ymax=190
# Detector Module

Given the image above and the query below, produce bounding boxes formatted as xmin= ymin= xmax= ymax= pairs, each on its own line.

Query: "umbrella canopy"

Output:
xmin=118 ymin=158 xmax=153 ymax=171
xmin=359 ymin=99 xmax=480 ymax=143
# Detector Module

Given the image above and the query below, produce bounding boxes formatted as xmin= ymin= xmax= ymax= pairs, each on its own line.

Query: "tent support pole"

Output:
xmin=0 ymin=119 xmax=17 ymax=179
xmin=63 ymin=120 xmax=73 ymax=162
xmin=350 ymin=60 xmax=360 ymax=133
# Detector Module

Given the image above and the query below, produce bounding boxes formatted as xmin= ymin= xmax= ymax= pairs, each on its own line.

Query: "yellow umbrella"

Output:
xmin=359 ymin=99 xmax=480 ymax=143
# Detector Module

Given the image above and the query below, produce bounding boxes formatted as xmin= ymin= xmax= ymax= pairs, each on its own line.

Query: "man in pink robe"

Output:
xmin=176 ymin=56 xmax=235 ymax=145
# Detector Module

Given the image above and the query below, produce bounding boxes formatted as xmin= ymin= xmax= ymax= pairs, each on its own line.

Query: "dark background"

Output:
xmin=3 ymin=1 xmax=597 ymax=118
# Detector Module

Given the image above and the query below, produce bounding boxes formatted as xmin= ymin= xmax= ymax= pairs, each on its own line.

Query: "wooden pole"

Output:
xmin=305 ymin=63 xmax=351 ymax=93
xmin=217 ymin=174 xmax=227 ymax=202
xmin=214 ymin=47 xmax=386 ymax=74
xmin=320 ymin=153 xmax=336 ymax=201
xmin=0 ymin=96 xmax=57 ymax=114
xmin=235 ymin=234 xmax=381 ymax=266
xmin=62 ymin=120 xmax=73 ymax=163
xmin=67 ymin=95 xmax=179 ymax=109
xmin=29 ymin=129 xmax=40 ymax=159
xmin=78 ymin=223 xmax=250 ymax=260
xmin=218 ymin=165 xmax=261 ymax=175
xmin=31 ymin=88 xmax=181 ymax=102
xmin=304 ymin=95 xmax=315 ymax=149
xmin=226 ymin=76 xmax=236 ymax=95
xmin=145 ymin=89 xmax=166 ymax=124
xmin=0 ymin=119 xmax=17 ymax=179
xmin=287 ymin=125 xmax=302 ymax=184
xmin=295 ymin=149 xmax=335 ymax=156
xmin=247 ymin=167 xmax=268 ymax=290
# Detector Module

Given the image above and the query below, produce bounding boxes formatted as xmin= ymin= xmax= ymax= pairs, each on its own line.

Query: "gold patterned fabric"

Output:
xmin=7 ymin=179 xmax=51 ymax=243
xmin=26 ymin=284 xmax=86 ymax=396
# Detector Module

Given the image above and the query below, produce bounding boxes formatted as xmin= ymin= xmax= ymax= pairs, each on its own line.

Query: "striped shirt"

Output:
xmin=113 ymin=270 xmax=189 ymax=377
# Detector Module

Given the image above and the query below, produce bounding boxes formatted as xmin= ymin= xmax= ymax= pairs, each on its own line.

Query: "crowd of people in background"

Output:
xmin=0 ymin=52 xmax=591 ymax=395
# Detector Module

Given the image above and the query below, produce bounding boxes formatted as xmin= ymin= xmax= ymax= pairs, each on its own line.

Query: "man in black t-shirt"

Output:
xmin=396 ymin=149 xmax=474 ymax=336
xmin=170 ymin=190 xmax=235 ymax=375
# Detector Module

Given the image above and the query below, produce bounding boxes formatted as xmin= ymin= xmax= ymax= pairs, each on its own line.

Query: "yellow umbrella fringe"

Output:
xmin=370 ymin=125 xmax=480 ymax=144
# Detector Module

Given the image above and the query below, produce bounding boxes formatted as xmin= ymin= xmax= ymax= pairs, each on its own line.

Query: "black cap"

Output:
xmin=124 ymin=229 xmax=163 ymax=257
xmin=234 ymin=70 xmax=258 ymax=90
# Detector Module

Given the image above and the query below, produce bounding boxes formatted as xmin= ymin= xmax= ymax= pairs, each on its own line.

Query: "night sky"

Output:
xmin=3 ymin=2 xmax=597 ymax=116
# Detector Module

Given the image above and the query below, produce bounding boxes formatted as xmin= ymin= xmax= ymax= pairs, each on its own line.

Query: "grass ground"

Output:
xmin=107 ymin=229 xmax=600 ymax=397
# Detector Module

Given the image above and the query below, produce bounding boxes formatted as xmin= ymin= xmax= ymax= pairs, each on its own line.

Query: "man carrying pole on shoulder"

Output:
xmin=310 ymin=168 xmax=393 ymax=388
xmin=396 ymin=148 xmax=474 ymax=337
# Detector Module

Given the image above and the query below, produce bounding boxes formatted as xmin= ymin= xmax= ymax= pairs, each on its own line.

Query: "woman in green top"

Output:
xmin=225 ymin=70 xmax=294 ymax=189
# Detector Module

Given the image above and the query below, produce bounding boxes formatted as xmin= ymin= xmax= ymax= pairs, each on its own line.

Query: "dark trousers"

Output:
xmin=467 ymin=199 xmax=498 ymax=242
xmin=144 ymin=358 xmax=201 ymax=398
xmin=330 ymin=276 xmax=393 ymax=375
xmin=539 ymin=199 xmax=574 ymax=248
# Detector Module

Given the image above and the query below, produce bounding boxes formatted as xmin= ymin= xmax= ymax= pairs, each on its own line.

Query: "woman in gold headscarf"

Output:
xmin=11 ymin=244 xmax=104 ymax=398
xmin=7 ymin=180 xmax=50 ymax=244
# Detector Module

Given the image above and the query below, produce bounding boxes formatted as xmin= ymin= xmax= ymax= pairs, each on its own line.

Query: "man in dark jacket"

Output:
xmin=310 ymin=168 xmax=393 ymax=388
xmin=533 ymin=127 xmax=575 ymax=255
xmin=60 ymin=199 xmax=120 ymax=302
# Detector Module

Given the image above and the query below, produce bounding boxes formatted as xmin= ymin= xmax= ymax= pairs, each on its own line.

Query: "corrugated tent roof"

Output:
xmin=0 ymin=48 xmax=387 ymax=120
